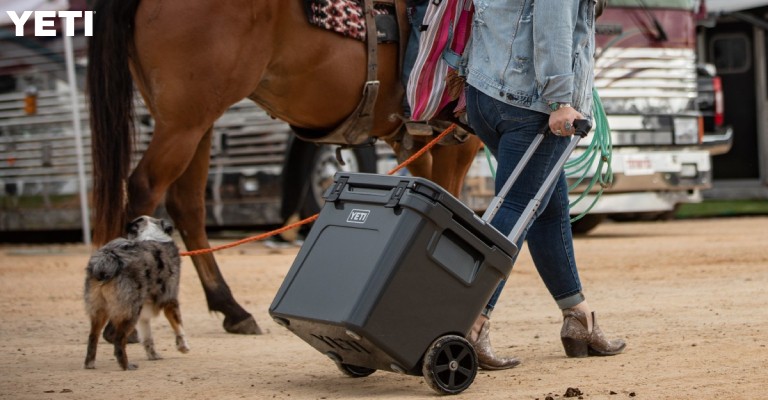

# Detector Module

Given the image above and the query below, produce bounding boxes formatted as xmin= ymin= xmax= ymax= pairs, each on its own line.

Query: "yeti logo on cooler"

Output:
xmin=347 ymin=209 xmax=370 ymax=224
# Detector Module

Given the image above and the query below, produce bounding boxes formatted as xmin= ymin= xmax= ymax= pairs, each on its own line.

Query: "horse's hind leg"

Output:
xmin=429 ymin=135 xmax=483 ymax=196
xmin=385 ymin=130 xmax=483 ymax=198
xmin=164 ymin=128 xmax=262 ymax=335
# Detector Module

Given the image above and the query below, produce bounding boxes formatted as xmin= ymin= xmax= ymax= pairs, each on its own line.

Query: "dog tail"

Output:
xmin=87 ymin=251 xmax=124 ymax=281
xmin=87 ymin=239 xmax=133 ymax=281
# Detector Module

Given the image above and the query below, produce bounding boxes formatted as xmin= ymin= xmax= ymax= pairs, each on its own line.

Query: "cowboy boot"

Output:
xmin=560 ymin=309 xmax=626 ymax=358
xmin=468 ymin=318 xmax=521 ymax=370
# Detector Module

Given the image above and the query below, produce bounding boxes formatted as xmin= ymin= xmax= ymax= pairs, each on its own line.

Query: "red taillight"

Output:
xmin=713 ymin=76 xmax=724 ymax=127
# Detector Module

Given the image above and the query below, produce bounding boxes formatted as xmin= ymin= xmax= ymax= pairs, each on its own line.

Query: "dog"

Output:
xmin=83 ymin=216 xmax=190 ymax=370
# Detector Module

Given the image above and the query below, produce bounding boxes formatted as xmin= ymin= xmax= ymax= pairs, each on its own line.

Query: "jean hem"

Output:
xmin=555 ymin=292 xmax=585 ymax=309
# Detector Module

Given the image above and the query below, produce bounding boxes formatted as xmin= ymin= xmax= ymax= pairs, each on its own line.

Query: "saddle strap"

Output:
xmin=364 ymin=0 xmax=378 ymax=83
xmin=311 ymin=0 xmax=382 ymax=145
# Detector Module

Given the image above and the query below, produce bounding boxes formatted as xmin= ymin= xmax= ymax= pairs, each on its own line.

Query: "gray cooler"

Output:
xmin=269 ymin=173 xmax=516 ymax=373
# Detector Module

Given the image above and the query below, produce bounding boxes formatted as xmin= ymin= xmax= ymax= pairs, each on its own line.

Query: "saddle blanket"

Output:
xmin=304 ymin=0 xmax=398 ymax=43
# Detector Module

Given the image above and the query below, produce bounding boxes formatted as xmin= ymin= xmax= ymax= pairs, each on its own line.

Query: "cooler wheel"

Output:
xmin=421 ymin=335 xmax=478 ymax=395
xmin=336 ymin=362 xmax=376 ymax=378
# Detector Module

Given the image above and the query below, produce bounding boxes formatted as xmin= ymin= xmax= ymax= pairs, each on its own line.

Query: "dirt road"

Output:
xmin=1 ymin=216 xmax=766 ymax=399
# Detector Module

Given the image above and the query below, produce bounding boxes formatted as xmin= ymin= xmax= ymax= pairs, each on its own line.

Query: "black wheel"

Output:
xmin=570 ymin=213 xmax=607 ymax=235
xmin=610 ymin=210 xmax=677 ymax=222
xmin=422 ymin=335 xmax=478 ymax=395
xmin=336 ymin=362 xmax=376 ymax=378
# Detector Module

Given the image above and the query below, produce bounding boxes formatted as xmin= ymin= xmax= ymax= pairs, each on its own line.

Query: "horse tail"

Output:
xmin=87 ymin=0 xmax=142 ymax=245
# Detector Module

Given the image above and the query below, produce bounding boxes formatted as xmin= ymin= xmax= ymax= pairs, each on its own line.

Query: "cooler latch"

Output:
xmin=326 ymin=176 xmax=349 ymax=202
xmin=385 ymin=181 xmax=409 ymax=208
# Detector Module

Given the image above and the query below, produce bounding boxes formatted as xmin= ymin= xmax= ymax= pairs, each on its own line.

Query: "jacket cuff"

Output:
xmin=539 ymin=73 xmax=574 ymax=104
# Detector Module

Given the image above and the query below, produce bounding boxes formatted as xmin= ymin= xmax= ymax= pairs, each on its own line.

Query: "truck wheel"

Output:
xmin=570 ymin=214 xmax=607 ymax=235
xmin=300 ymin=145 xmax=378 ymax=218
xmin=610 ymin=209 xmax=678 ymax=222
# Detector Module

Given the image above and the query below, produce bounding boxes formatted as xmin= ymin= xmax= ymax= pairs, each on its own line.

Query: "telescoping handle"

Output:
xmin=481 ymin=119 xmax=592 ymax=244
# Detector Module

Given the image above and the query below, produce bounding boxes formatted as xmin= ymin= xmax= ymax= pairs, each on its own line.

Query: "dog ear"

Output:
xmin=126 ymin=218 xmax=140 ymax=236
xmin=161 ymin=219 xmax=174 ymax=236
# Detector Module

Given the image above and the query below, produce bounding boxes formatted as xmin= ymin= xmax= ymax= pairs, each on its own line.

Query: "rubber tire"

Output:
xmin=570 ymin=213 xmax=607 ymax=235
xmin=336 ymin=363 xmax=376 ymax=378
xmin=422 ymin=335 xmax=478 ymax=395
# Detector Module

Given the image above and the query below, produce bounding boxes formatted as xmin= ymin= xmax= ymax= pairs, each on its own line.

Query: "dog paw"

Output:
xmin=177 ymin=342 xmax=190 ymax=353
xmin=176 ymin=336 xmax=190 ymax=353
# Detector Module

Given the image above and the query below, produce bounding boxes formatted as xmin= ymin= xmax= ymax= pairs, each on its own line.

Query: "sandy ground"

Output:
xmin=0 ymin=216 xmax=766 ymax=400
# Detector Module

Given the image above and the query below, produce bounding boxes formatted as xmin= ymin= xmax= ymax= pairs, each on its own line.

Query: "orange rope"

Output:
xmin=180 ymin=214 xmax=318 ymax=257
xmin=180 ymin=123 xmax=457 ymax=257
xmin=386 ymin=123 xmax=456 ymax=175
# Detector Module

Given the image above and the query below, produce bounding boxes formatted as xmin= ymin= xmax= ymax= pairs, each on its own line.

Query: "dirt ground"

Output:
xmin=0 ymin=216 xmax=766 ymax=400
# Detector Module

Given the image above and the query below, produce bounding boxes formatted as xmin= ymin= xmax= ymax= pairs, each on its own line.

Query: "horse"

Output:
xmin=87 ymin=0 xmax=483 ymax=335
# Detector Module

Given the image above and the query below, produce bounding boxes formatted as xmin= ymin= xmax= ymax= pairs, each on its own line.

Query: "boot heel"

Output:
xmin=561 ymin=337 xmax=589 ymax=358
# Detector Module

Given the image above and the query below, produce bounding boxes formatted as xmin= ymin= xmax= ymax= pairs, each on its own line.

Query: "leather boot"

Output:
xmin=560 ymin=309 xmax=626 ymax=357
xmin=468 ymin=319 xmax=521 ymax=370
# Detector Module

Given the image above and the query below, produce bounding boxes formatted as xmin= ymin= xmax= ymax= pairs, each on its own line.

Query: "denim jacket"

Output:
xmin=466 ymin=0 xmax=596 ymax=118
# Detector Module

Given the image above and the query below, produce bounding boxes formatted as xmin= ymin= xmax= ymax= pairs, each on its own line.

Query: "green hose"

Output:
xmin=482 ymin=87 xmax=613 ymax=223
xmin=564 ymin=88 xmax=613 ymax=222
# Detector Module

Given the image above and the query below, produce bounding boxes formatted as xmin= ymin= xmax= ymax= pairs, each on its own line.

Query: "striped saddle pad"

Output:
xmin=304 ymin=0 xmax=398 ymax=43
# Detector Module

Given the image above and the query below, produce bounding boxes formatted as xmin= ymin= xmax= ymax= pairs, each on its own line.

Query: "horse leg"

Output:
xmin=164 ymin=127 xmax=262 ymax=335
xmin=385 ymin=131 xmax=483 ymax=198
xmin=385 ymin=133 xmax=434 ymax=181
xmin=429 ymin=135 xmax=483 ymax=196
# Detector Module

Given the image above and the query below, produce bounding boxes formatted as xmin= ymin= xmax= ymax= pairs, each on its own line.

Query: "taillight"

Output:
xmin=713 ymin=76 xmax=724 ymax=127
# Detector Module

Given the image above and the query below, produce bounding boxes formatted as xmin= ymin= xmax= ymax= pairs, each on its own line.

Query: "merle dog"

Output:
xmin=83 ymin=216 xmax=189 ymax=370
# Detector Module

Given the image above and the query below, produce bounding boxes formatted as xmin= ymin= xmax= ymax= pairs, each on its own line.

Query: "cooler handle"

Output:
xmin=480 ymin=119 xmax=592 ymax=244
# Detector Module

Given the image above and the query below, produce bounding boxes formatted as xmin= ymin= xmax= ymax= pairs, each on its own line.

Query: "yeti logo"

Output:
xmin=347 ymin=209 xmax=370 ymax=224
xmin=6 ymin=11 xmax=95 ymax=37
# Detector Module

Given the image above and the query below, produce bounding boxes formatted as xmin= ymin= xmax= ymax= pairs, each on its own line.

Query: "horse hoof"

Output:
xmin=223 ymin=315 xmax=263 ymax=335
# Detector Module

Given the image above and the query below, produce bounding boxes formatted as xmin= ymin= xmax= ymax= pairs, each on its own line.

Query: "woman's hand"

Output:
xmin=549 ymin=106 xmax=584 ymax=136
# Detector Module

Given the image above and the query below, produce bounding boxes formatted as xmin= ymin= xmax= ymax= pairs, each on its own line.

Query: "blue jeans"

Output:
xmin=465 ymin=85 xmax=584 ymax=313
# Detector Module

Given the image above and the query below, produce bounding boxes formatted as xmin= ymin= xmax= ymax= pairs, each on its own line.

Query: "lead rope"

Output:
xmin=181 ymin=124 xmax=458 ymax=257
xmin=482 ymin=88 xmax=613 ymax=223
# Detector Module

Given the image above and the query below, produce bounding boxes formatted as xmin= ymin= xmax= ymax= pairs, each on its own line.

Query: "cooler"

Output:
xmin=269 ymin=172 xmax=517 ymax=375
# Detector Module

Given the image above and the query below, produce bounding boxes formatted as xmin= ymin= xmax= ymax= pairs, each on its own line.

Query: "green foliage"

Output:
xmin=676 ymin=200 xmax=768 ymax=218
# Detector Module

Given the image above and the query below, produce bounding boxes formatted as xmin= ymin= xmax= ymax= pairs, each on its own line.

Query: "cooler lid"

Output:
xmin=326 ymin=172 xmax=518 ymax=257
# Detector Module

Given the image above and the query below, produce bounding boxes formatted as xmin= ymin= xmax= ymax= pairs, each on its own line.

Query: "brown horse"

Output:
xmin=87 ymin=0 xmax=482 ymax=335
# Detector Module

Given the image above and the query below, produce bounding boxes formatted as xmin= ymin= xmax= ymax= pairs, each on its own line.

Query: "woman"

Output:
xmin=463 ymin=0 xmax=625 ymax=369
